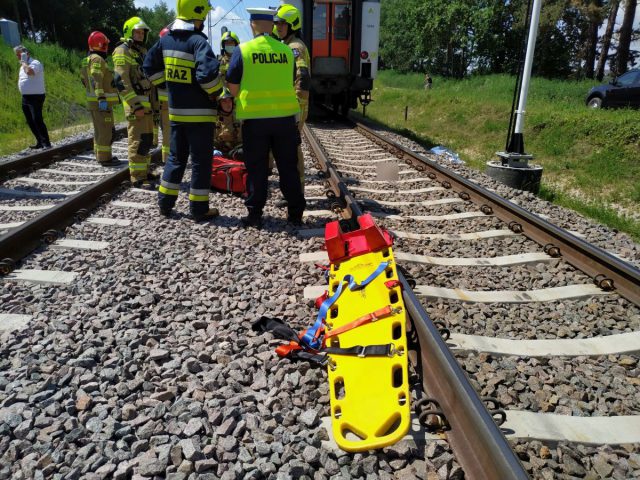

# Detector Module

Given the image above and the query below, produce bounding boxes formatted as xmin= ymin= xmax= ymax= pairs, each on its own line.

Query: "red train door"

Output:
xmin=312 ymin=0 xmax=351 ymax=66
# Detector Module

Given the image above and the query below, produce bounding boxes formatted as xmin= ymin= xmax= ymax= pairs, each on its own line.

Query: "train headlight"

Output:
xmin=360 ymin=51 xmax=369 ymax=60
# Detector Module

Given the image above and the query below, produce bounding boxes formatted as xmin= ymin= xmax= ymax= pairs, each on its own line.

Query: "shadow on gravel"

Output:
xmin=201 ymin=214 xmax=316 ymax=236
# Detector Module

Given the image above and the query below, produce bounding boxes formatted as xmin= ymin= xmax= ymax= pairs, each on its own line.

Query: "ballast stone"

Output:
xmin=299 ymin=409 xmax=319 ymax=427
xmin=136 ymin=451 xmax=168 ymax=476
xmin=183 ymin=418 xmax=203 ymax=437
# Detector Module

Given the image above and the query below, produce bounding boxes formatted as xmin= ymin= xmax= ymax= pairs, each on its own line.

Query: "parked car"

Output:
xmin=586 ymin=69 xmax=640 ymax=108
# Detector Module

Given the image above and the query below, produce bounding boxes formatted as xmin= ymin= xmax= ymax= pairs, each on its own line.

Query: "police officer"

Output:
xmin=274 ymin=4 xmax=310 ymax=193
xmin=144 ymin=0 xmax=223 ymax=221
xmin=226 ymin=7 xmax=305 ymax=228
xmin=113 ymin=17 xmax=158 ymax=188
xmin=81 ymin=31 xmax=120 ymax=166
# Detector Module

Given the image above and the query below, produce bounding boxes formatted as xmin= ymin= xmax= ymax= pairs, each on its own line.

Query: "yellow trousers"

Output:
xmin=126 ymin=110 xmax=154 ymax=182
xmin=90 ymin=109 xmax=115 ymax=164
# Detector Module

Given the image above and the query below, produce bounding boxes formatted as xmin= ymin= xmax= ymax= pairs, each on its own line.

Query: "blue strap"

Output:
xmin=301 ymin=261 xmax=389 ymax=349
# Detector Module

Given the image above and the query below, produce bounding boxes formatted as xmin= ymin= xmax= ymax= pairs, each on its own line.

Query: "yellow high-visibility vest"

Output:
xmin=235 ymin=35 xmax=300 ymax=120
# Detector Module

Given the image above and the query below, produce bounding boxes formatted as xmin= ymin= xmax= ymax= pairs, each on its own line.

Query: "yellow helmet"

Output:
xmin=123 ymin=17 xmax=150 ymax=40
xmin=177 ymin=0 xmax=212 ymax=21
xmin=221 ymin=31 xmax=240 ymax=46
xmin=275 ymin=4 xmax=301 ymax=31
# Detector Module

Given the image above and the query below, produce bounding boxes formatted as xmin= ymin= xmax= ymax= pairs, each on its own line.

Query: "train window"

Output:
xmin=313 ymin=4 xmax=327 ymax=40
xmin=334 ymin=5 xmax=350 ymax=40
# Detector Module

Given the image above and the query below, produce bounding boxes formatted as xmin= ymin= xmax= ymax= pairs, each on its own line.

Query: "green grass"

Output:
xmin=539 ymin=185 xmax=640 ymax=239
xmin=0 ymin=39 xmax=125 ymax=155
xmin=358 ymin=71 xmax=640 ymax=240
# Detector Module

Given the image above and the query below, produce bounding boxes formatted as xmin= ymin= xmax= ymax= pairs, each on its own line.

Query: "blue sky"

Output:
xmin=135 ymin=0 xmax=276 ymax=52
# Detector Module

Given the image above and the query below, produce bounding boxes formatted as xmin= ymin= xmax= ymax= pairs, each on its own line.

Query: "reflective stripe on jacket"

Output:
xmin=235 ymin=35 xmax=300 ymax=120
xmin=80 ymin=53 xmax=119 ymax=107
xmin=143 ymin=21 xmax=222 ymax=123
xmin=284 ymin=34 xmax=311 ymax=96
xmin=113 ymin=40 xmax=156 ymax=113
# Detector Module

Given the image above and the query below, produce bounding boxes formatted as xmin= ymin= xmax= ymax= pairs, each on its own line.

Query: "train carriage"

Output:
xmin=289 ymin=0 xmax=380 ymax=114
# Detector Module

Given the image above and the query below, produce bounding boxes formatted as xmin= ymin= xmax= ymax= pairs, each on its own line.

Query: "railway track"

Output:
xmin=0 ymin=118 xmax=638 ymax=479
xmin=0 ymin=127 xmax=160 ymax=270
xmin=300 ymin=118 xmax=640 ymax=479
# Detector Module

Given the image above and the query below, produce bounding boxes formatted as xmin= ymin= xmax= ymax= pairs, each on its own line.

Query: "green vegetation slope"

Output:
xmin=360 ymin=71 xmax=640 ymax=238
xmin=0 ymin=39 xmax=124 ymax=155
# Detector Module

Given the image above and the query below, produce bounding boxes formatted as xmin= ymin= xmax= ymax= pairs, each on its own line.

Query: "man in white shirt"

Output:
xmin=14 ymin=45 xmax=51 ymax=149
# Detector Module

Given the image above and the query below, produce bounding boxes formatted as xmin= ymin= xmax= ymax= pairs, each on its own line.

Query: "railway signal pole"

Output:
xmin=486 ymin=0 xmax=544 ymax=193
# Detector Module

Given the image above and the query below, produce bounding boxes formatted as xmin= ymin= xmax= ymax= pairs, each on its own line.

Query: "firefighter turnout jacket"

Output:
xmin=80 ymin=53 xmax=120 ymax=108
xmin=113 ymin=39 xmax=157 ymax=114
xmin=113 ymin=38 xmax=157 ymax=182
xmin=283 ymin=33 xmax=311 ymax=122
xmin=80 ymin=52 xmax=119 ymax=163
xmin=214 ymin=54 xmax=241 ymax=154
xmin=143 ymin=19 xmax=223 ymax=123
xmin=218 ymin=53 xmax=232 ymax=77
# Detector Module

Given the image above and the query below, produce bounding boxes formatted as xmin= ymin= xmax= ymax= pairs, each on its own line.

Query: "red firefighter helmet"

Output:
xmin=159 ymin=27 xmax=170 ymax=37
xmin=88 ymin=31 xmax=110 ymax=53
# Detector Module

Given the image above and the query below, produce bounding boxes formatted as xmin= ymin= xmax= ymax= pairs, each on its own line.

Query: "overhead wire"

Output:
xmin=212 ymin=0 xmax=245 ymax=28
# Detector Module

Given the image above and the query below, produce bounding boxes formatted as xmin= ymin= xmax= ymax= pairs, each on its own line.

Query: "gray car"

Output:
xmin=586 ymin=69 xmax=640 ymax=108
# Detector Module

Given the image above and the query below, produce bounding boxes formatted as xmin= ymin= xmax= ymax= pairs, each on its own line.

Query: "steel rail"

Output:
xmin=302 ymin=124 xmax=530 ymax=480
xmin=0 ymin=126 xmax=127 ymax=179
xmin=0 ymin=148 xmax=160 ymax=266
xmin=352 ymin=118 xmax=640 ymax=307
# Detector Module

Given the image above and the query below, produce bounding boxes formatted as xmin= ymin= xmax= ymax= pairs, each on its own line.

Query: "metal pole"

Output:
xmin=514 ymin=0 xmax=542 ymax=135
xmin=404 ymin=106 xmax=408 ymax=121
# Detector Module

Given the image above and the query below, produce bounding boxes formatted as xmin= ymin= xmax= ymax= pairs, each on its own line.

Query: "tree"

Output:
xmin=0 ymin=0 xmax=158 ymax=51
xmin=380 ymin=0 xmax=524 ymax=77
xmin=139 ymin=1 xmax=176 ymax=46
xmin=615 ymin=0 xmax=638 ymax=74
xmin=581 ymin=0 xmax=604 ymax=78
xmin=595 ymin=0 xmax=619 ymax=79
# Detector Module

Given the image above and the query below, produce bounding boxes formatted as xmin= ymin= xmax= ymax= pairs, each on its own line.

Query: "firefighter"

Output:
xmin=271 ymin=3 xmax=311 ymax=204
xmin=113 ymin=16 xmax=158 ymax=188
xmin=156 ymin=26 xmax=171 ymax=163
xmin=218 ymin=31 xmax=240 ymax=77
xmin=214 ymin=87 xmax=242 ymax=157
xmin=226 ymin=7 xmax=305 ymax=228
xmin=81 ymin=31 xmax=120 ymax=166
xmin=144 ymin=0 xmax=223 ymax=222
xmin=212 ymin=31 xmax=242 ymax=158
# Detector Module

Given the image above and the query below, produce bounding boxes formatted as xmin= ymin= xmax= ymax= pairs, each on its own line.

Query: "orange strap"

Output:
xmin=324 ymin=305 xmax=400 ymax=340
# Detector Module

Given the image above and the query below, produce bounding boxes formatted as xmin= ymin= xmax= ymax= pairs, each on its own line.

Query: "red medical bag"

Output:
xmin=211 ymin=156 xmax=247 ymax=195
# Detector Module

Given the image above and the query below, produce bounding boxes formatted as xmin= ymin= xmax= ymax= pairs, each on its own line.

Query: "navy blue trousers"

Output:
xmin=158 ymin=122 xmax=213 ymax=216
xmin=242 ymin=116 xmax=306 ymax=218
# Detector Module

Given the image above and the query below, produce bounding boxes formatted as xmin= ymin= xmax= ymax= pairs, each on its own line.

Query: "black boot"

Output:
xmin=287 ymin=209 xmax=303 ymax=227
xmin=241 ymin=212 xmax=263 ymax=229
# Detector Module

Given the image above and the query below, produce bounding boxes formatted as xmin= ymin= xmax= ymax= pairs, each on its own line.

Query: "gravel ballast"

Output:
xmin=1 ymin=121 xmax=638 ymax=479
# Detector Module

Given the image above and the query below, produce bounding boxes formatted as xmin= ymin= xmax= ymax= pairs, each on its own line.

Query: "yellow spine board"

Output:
xmin=326 ymin=246 xmax=410 ymax=451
